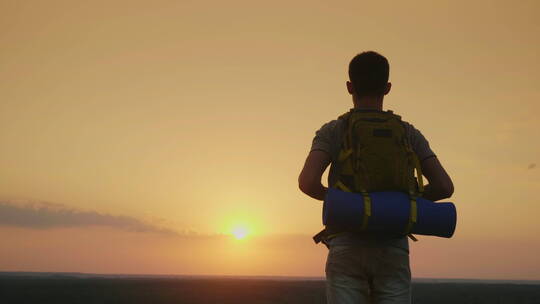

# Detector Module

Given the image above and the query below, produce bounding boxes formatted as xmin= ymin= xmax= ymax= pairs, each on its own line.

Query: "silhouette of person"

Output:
xmin=299 ymin=51 xmax=454 ymax=304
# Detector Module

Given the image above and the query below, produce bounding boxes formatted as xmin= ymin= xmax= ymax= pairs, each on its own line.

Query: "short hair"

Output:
xmin=348 ymin=51 xmax=389 ymax=97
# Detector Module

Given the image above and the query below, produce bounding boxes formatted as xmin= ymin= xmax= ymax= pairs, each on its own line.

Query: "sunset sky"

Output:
xmin=1 ymin=0 xmax=539 ymax=280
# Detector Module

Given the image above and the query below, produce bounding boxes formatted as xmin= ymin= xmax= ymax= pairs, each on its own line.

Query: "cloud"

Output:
xmin=0 ymin=200 xmax=187 ymax=236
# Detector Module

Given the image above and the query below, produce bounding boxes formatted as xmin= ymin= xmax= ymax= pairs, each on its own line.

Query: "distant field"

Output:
xmin=1 ymin=273 xmax=539 ymax=304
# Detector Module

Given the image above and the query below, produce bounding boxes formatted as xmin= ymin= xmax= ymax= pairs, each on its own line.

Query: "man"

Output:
xmin=298 ymin=51 xmax=454 ymax=304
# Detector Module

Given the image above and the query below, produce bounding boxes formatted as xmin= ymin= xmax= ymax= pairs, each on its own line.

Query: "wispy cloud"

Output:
xmin=0 ymin=200 xmax=188 ymax=236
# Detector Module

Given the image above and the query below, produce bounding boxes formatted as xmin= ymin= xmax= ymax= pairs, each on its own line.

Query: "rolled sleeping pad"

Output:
xmin=323 ymin=188 xmax=457 ymax=238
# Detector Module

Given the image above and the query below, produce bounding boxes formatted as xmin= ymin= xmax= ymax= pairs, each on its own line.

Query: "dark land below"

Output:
xmin=1 ymin=272 xmax=539 ymax=304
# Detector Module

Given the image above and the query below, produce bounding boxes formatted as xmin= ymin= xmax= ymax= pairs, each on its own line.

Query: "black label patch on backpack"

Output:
xmin=373 ymin=129 xmax=393 ymax=138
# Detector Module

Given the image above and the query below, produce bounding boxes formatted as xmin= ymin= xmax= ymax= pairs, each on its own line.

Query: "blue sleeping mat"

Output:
xmin=323 ymin=188 xmax=456 ymax=238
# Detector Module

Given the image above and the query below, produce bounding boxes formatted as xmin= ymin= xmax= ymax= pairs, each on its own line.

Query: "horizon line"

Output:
xmin=1 ymin=271 xmax=539 ymax=284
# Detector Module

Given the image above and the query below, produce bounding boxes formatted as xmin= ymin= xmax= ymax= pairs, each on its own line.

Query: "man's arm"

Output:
xmin=420 ymin=156 xmax=454 ymax=201
xmin=298 ymin=150 xmax=331 ymax=201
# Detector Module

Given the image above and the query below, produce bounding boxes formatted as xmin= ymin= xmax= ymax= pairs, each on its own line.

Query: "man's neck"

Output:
xmin=352 ymin=95 xmax=384 ymax=111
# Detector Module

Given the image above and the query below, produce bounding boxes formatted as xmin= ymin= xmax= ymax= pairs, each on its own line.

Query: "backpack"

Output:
xmin=314 ymin=109 xmax=424 ymax=244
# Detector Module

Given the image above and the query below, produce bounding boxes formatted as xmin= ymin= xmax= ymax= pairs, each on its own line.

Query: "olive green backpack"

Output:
xmin=314 ymin=109 xmax=424 ymax=244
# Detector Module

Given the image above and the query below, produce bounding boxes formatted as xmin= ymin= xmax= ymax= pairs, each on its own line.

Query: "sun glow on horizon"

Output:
xmin=222 ymin=212 xmax=259 ymax=240
xmin=231 ymin=226 xmax=249 ymax=240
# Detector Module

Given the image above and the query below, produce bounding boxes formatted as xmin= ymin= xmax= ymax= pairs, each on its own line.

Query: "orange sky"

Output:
xmin=1 ymin=0 xmax=539 ymax=279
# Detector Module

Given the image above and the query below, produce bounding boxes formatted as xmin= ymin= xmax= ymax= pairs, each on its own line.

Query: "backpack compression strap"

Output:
xmin=341 ymin=112 xmax=372 ymax=231
xmin=403 ymin=137 xmax=424 ymax=241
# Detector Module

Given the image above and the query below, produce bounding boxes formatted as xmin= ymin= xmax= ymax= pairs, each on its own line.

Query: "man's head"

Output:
xmin=347 ymin=51 xmax=391 ymax=100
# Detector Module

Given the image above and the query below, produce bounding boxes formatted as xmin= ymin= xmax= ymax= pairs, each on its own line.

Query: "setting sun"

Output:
xmin=232 ymin=226 xmax=249 ymax=240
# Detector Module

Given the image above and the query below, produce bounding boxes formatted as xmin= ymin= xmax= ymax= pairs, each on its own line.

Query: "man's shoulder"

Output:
xmin=318 ymin=118 xmax=342 ymax=133
xmin=399 ymin=119 xmax=416 ymax=133
xmin=318 ymin=111 xmax=350 ymax=132
xmin=311 ymin=115 xmax=348 ymax=159
xmin=395 ymin=116 xmax=436 ymax=160
xmin=393 ymin=114 xmax=422 ymax=137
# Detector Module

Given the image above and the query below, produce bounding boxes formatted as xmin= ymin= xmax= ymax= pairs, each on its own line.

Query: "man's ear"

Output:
xmin=384 ymin=82 xmax=392 ymax=95
xmin=346 ymin=81 xmax=355 ymax=95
